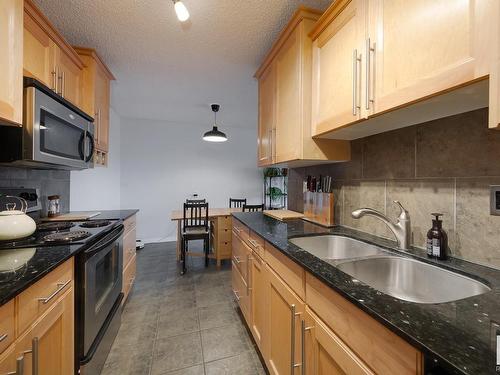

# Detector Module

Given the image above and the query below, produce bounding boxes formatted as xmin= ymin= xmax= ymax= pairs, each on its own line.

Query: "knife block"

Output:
xmin=303 ymin=192 xmax=335 ymax=227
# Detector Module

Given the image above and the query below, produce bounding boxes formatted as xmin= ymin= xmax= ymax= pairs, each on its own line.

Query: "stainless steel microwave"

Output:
xmin=0 ymin=78 xmax=95 ymax=170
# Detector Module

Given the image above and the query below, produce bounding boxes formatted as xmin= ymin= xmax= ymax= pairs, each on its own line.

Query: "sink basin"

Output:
xmin=289 ymin=235 xmax=387 ymax=260
xmin=336 ymin=256 xmax=491 ymax=304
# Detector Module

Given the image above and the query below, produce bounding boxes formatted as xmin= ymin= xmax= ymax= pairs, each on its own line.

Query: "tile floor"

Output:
xmin=101 ymin=242 xmax=267 ymax=375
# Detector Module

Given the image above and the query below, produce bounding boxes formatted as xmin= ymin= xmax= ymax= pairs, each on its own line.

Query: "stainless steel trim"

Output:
xmin=365 ymin=38 xmax=375 ymax=110
xmin=0 ymin=333 xmax=8 ymax=342
xmin=37 ymin=280 xmax=71 ymax=304
xmin=290 ymin=304 xmax=302 ymax=374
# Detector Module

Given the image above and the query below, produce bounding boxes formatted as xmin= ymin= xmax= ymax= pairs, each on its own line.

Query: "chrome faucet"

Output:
xmin=351 ymin=201 xmax=411 ymax=250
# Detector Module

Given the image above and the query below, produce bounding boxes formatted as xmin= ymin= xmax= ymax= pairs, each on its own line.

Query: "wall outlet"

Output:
xmin=490 ymin=186 xmax=500 ymax=215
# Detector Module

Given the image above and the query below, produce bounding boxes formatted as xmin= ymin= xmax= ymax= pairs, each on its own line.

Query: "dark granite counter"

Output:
xmin=232 ymin=212 xmax=500 ymax=375
xmin=0 ymin=209 xmax=138 ymax=306
xmin=0 ymin=243 xmax=80 ymax=305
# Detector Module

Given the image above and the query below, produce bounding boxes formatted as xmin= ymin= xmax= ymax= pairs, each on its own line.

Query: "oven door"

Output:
xmin=83 ymin=225 xmax=124 ymax=354
xmin=24 ymin=86 xmax=94 ymax=169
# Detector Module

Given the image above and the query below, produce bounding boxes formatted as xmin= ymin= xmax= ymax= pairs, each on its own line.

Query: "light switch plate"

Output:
xmin=490 ymin=186 xmax=500 ymax=215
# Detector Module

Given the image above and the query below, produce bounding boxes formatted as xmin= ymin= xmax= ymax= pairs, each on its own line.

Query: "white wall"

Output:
xmin=70 ymin=108 xmax=121 ymax=210
xmin=120 ymin=118 xmax=263 ymax=243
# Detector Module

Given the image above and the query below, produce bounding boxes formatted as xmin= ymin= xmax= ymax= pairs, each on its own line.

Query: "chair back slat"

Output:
xmin=186 ymin=198 xmax=206 ymax=204
xmin=242 ymin=204 xmax=264 ymax=212
xmin=229 ymin=198 xmax=247 ymax=208
xmin=183 ymin=202 xmax=209 ymax=230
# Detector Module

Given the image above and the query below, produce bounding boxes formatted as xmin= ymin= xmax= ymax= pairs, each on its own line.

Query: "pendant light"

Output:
xmin=203 ymin=104 xmax=228 ymax=142
xmin=173 ymin=0 xmax=189 ymax=22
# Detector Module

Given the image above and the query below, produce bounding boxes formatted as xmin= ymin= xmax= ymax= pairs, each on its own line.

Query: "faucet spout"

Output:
xmin=351 ymin=201 xmax=411 ymax=250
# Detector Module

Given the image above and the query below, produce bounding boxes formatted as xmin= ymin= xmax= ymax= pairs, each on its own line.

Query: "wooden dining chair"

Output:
xmin=242 ymin=204 xmax=264 ymax=212
xmin=181 ymin=202 xmax=210 ymax=275
xmin=229 ymin=198 xmax=247 ymax=208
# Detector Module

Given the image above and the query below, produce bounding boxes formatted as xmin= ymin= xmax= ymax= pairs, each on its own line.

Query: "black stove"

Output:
xmin=42 ymin=230 xmax=91 ymax=243
xmin=79 ymin=220 xmax=112 ymax=228
xmin=37 ymin=222 xmax=75 ymax=231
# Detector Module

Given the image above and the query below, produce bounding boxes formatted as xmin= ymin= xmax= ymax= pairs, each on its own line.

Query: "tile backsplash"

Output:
xmin=288 ymin=108 xmax=500 ymax=269
xmin=0 ymin=166 xmax=70 ymax=216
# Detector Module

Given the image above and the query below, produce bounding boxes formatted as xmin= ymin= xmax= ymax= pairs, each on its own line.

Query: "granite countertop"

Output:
xmin=232 ymin=212 xmax=500 ymax=375
xmin=0 ymin=209 xmax=139 ymax=306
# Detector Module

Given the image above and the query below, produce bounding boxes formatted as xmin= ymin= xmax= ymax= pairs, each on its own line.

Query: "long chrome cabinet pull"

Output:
xmin=352 ymin=49 xmax=362 ymax=116
xmin=16 ymin=337 xmax=38 ymax=375
xmin=233 ymin=290 xmax=240 ymax=301
xmin=248 ymin=239 xmax=259 ymax=248
xmin=290 ymin=304 xmax=302 ymax=374
xmin=62 ymin=71 xmax=66 ymax=98
xmin=365 ymin=38 xmax=375 ymax=110
xmin=0 ymin=333 xmax=8 ymax=342
xmin=300 ymin=320 xmax=314 ymax=375
xmin=268 ymin=129 xmax=272 ymax=161
xmin=233 ymin=255 xmax=241 ymax=264
xmin=37 ymin=279 xmax=71 ymax=304
xmin=51 ymin=70 xmax=57 ymax=92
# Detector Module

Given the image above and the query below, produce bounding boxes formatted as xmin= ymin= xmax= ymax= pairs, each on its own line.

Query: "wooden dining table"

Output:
xmin=170 ymin=207 xmax=242 ymax=266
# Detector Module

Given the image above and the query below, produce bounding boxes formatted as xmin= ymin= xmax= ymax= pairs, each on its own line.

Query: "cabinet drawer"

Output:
xmin=246 ymin=231 xmax=265 ymax=259
xmin=123 ymin=227 xmax=136 ymax=269
xmin=265 ymin=242 xmax=305 ymax=300
xmin=232 ymin=219 xmax=249 ymax=242
xmin=17 ymin=258 xmax=73 ymax=335
xmin=123 ymin=214 xmax=136 ymax=235
xmin=231 ymin=231 xmax=249 ymax=283
xmin=217 ymin=240 xmax=232 ymax=258
xmin=217 ymin=227 xmax=232 ymax=243
xmin=218 ymin=215 xmax=232 ymax=230
xmin=0 ymin=300 xmax=14 ymax=354
xmin=231 ymin=260 xmax=249 ymax=322
xmin=305 ymin=273 xmax=422 ymax=375
xmin=123 ymin=254 xmax=136 ymax=303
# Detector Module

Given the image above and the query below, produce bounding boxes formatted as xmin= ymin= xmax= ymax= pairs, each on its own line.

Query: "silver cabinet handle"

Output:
xmin=234 ymin=226 xmax=241 ymax=234
xmin=365 ymin=38 xmax=375 ymax=110
xmin=17 ymin=338 xmax=38 ymax=375
xmin=0 ymin=333 xmax=8 ymax=342
xmin=290 ymin=304 xmax=302 ymax=374
xmin=233 ymin=255 xmax=241 ymax=264
xmin=4 ymin=356 xmax=22 ymax=375
xmin=62 ymin=71 xmax=66 ymax=98
xmin=95 ymin=111 xmax=100 ymax=145
xmin=57 ymin=68 xmax=63 ymax=95
xmin=300 ymin=320 xmax=314 ymax=375
xmin=233 ymin=290 xmax=240 ymax=301
xmin=268 ymin=129 xmax=272 ymax=161
xmin=352 ymin=49 xmax=361 ymax=116
xmin=248 ymin=238 xmax=259 ymax=249
xmin=38 ymin=280 xmax=70 ymax=304
xmin=51 ymin=70 xmax=57 ymax=92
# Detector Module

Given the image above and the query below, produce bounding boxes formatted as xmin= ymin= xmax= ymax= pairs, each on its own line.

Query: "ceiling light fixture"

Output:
xmin=203 ymin=104 xmax=228 ymax=142
xmin=173 ymin=0 xmax=190 ymax=22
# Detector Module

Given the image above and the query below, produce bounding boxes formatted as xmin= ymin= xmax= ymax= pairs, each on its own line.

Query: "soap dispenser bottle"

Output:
xmin=426 ymin=213 xmax=448 ymax=260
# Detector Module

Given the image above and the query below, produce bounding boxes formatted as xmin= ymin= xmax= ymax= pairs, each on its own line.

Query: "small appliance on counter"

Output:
xmin=47 ymin=194 xmax=61 ymax=217
xmin=302 ymin=175 xmax=335 ymax=227
xmin=0 ymin=195 xmax=37 ymax=241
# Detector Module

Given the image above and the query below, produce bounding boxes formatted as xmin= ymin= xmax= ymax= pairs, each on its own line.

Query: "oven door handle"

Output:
xmin=84 ymin=225 xmax=124 ymax=258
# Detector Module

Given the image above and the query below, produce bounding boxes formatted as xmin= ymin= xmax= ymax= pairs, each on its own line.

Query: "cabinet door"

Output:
xmin=304 ymin=308 xmax=374 ymax=375
xmin=258 ymin=64 xmax=276 ymax=166
xmin=266 ymin=265 xmax=304 ymax=375
xmin=311 ymin=0 xmax=366 ymax=136
xmin=96 ymin=66 xmax=110 ymax=152
xmin=15 ymin=287 xmax=74 ymax=375
xmin=275 ymin=28 xmax=301 ymax=163
xmin=56 ymin=47 xmax=82 ymax=107
xmin=249 ymin=251 xmax=267 ymax=354
xmin=24 ymin=10 xmax=57 ymax=90
xmin=0 ymin=345 xmax=17 ymax=374
xmin=369 ymin=0 xmax=490 ymax=115
xmin=0 ymin=0 xmax=23 ymax=125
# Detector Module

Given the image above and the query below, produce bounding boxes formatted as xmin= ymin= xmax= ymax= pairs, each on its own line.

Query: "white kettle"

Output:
xmin=0 ymin=196 xmax=37 ymax=241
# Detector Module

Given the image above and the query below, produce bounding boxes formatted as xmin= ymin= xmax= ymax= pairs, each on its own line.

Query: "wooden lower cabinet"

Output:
xmin=304 ymin=307 xmax=374 ymax=375
xmin=122 ymin=214 xmax=137 ymax=304
xmin=249 ymin=251 xmax=267 ymax=353
xmin=266 ymin=265 xmax=304 ymax=375
xmin=232 ymin=222 xmax=423 ymax=375
xmin=15 ymin=287 xmax=74 ymax=375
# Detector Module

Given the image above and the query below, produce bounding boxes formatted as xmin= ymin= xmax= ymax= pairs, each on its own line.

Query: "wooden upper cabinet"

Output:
xmin=311 ymin=0 xmax=367 ymax=137
xmin=257 ymin=63 xmax=275 ymax=167
xmin=0 ymin=0 xmax=23 ymax=125
xmin=23 ymin=0 xmax=84 ymax=107
xmin=255 ymin=7 xmax=351 ymax=167
xmin=369 ymin=0 xmax=491 ymax=117
xmin=75 ymin=47 xmax=115 ymax=154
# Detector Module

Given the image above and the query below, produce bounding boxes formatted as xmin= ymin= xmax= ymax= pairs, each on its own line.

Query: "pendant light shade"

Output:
xmin=203 ymin=104 xmax=227 ymax=142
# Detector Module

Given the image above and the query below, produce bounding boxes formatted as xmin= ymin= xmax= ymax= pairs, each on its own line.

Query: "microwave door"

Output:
xmin=28 ymin=87 xmax=91 ymax=169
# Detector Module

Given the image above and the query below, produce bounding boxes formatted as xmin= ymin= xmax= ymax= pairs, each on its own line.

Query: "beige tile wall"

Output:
xmin=288 ymin=108 xmax=500 ymax=269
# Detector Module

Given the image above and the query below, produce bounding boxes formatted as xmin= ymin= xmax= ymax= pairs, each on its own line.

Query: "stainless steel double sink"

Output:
xmin=289 ymin=235 xmax=490 ymax=304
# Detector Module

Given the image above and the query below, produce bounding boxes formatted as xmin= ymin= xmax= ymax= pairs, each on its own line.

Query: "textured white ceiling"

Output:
xmin=33 ymin=0 xmax=332 ymax=130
